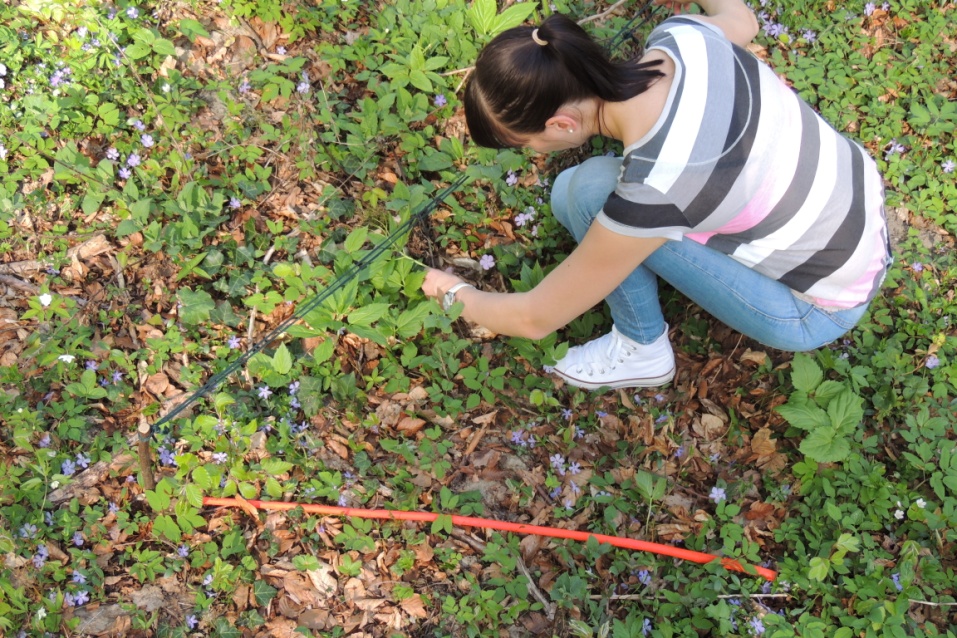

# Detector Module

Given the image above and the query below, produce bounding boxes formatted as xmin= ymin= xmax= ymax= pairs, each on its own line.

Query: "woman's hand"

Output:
xmin=421 ymin=267 xmax=466 ymax=302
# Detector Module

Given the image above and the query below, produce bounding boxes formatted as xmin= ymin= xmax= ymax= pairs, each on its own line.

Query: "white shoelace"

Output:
xmin=574 ymin=331 xmax=636 ymax=376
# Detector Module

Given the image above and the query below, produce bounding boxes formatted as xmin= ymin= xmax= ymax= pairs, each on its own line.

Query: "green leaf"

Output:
xmin=348 ymin=302 xmax=391 ymax=327
xmin=125 ymin=42 xmax=152 ymax=60
xmin=775 ymin=393 xmax=830 ymax=432
xmin=827 ymin=389 xmax=864 ymax=433
xmin=176 ymin=18 xmax=210 ymax=41
xmin=261 ymin=459 xmax=294 ymax=475
xmin=154 ymin=514 xmax=182 ymax=542
xmin=418 ymin=151 xmax=453 ymax=172
xmin=791 ymin=352 xmax=823 ymax=393
xmin=343 ymin=226 xmax=369 ymax=254
xmin=152 ymin=38 xmax=177 ymax=56
xmin=193 ymin=466 xmax=213 ymax=490
xmin=808 ymin=556 xmax=830 ymax=582
xmin=490 ymin=2 xmax=536 ymax=36
xmin=252 ymin=580 xmax=278 ymax=606
xmin=408 ymin=69 xmax=433 ymax=92
xmin=183 ymin=484 xmax=203 ymax=508
xmin=467 ymin=0 xmax=497 ymax=36
xmin=271 ymin=343 xmax=293 ymax=375
xmin=178 ymin=288 xmax=215 ymax=325
xmin=800 ymin=426 xmax=851 ymax=463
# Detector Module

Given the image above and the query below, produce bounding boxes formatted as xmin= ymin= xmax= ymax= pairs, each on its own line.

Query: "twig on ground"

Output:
xmin=515 ymin=552 xmax=557 ymax=621
xmin=578 ymin=0 xmax=630 ymax=25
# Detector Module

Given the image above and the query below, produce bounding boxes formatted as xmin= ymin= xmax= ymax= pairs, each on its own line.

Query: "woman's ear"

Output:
xmin=545 ymin=112 xmax=580 ymax=134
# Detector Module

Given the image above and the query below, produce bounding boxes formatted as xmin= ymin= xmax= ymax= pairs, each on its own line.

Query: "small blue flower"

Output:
xmin=118 ymin=167 xmax=132 ymax=180
xmin=642 ymin=618 xmax=652 ymax=636
xmin=186 ymin=615 xmax=199 ymax=629
xmin=62 ymin=459 xmax=77 ymax=476
xmin=86 ymin=360 xmax=99 ymax=371
xmin=479 ymin=254 xmax=495 ymax=270
xmin=141 ymin=134 xmax=154 ymax=148
xmin=73 ymin=571 xmax=87 ymax=584
xmin=276 ymin=46 xmax=287 ymax=55
xmin=127 ymin=152 xmax=141 ymax=167
xmin=76 ymin=452 xmax=91 ymax=468
xmin=943 ymin=158 xmax=955 ymax=173
xmin=239 ymin=79 xmax=251 ymax=94
xmin=229 ymin=196 xmax=241 ymax=209
xmin=228 ymin=335 xmax=241 ymax=349
xmin=925 ymin=355 xmax=940 ymax=369
xmin=178 ymin=545 xmax=189 ymax=558
xmin=710 ymin=486 xmax=727 ymax=503
xmin=288 ymin=381 xmax=300 ymax=395
xmin=126 ymin=6 xmax=139 ymax=19
xmin=212 ymin=452 xmax=228 ymax=464
xmin=636 ymin=570 xmax=652 ymax=586
xmin=568 ymin=461 xmax=581 ymax=475
xmin=132 ymin=119 xmax=146 ymax=131
xmin=158 ymin=446 xmax=177 ymax=467
xmin=864 ymin=1 xmax=876 ymax=15
xmin=112 ymin=370 xmax=124 ymax=383
xmin=434 ymin=94 xmax=447 ymax=107
xmin=891 ymin=572 xmax=902 ymax=591
xmin=19 ymin=523 xmax=38 ymax=539
xmin=748 ymin=616 xmax=765 ymax=635
xmin=505 ymin=170 xmax=518 ymax=186
xmin=561 ymin=408 xmax=573 ymax=420
xmin=106 ymin=147 xmax=119 ymax=160
xmin=73 ymin=531 xmax=84 ymax=546
xmin=257 ymin=386 xmax=273 ymax=400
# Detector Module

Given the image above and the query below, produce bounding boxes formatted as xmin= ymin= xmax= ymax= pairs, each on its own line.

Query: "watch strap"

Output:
xmin=443 ymin=282 xmax=475 ymax=311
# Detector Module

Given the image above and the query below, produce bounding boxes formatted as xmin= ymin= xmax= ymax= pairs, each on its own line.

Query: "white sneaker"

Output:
xmin=550 ymin=325 xmax=675 ymax=390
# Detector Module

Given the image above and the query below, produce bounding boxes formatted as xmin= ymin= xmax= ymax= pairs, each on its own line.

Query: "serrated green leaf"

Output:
xmin=152 ymin=38 xmax=176 ymax=56
xmin=791 ymin=352 xmax=823 ymax=393
xmin=125 ymin=42 xmax=152 ymax=60
xmin=408 ymin=69 xmax=433 ymax=92
xmin=184 ymin=483 xmax=204 ymax=508
xmin=467 ymin=0 xmax=497 ymax=36
xmin=262 ymin=459 xmax=293 ymax=475
xmin=154 ymin=514 xmax=182 ymax=542
xmin=490 ymin=2 xmax=536 ymax=36
xmin=808 ymin=556 xmax=830 ymax=581
xmin=418 ymin=151 xmax=453 ymax=172
xmin=776 ymin=393 xmax=830 ymax=432
xmin=272 ymin=343 xmax=293 ymax=375
xmin=811 ymin=379 xmax=845 ymax=408
xmin=827 ymin=389 xmax=864 ymax=433
xmin=193 ymin=466 xmax=213 ymax=490
xmin=800 ymin=426 xmax=851 ymax=463
xmin=343 ymin=227 xmax=369 ymax=254
xmin=348 ymin=302 xmax=391 ymax=327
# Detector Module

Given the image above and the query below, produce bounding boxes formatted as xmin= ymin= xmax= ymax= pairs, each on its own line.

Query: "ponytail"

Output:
xmin=464 ymin=13 xmax=664 ymax=149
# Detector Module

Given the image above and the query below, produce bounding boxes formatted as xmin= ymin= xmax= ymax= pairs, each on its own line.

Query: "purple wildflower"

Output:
xmin=655 ymin=413 xmax=669 ymax=424
xmin=568 ymin=461 xmax=582 ymax=475
xmin=636 ymin=570 xmax=652 ymax=586
xmin=765 ymin=22 xmax=786 ymax=37
xmin=912 ymin=262 xmax=924 ymax=272
xmin=62 ymin=459 xmax=77 ymax=476
xmin=127 ymin=152 xmax=141 ymax=167
xmin=109 ymin=501 xmax=119 ymax=514
xmin=64 ymin=593 xmax=76 ymax=607
xmin=289 ymin=381 xmax=300 ymax=395
xmin=158 ymin=446 xmax=177 ymax=467
xmin=891 ymin=572 xmax=902 ymax=591
xmin=574 ymin=426 xmax=585 ymax=439
xmin=140 ymin=134 xmax=154 ymax=148
xmin=229 ymin=196 xmax=241 ymax=209
xmin=19 ymin=523 xmax=38 ymax=539
xmin=118 ymin=167 xmax=131 ymax=180
xmin=212 ymin=452 xmax=228 ymax=464
xmin=126 ymin=6 xmax=139 ymax=18
xmin=864 ymin=2 xmax=876 ymax=15
xmin=238 ymin=79 xmax=251 ymax=94
xmin=178 ymin=545 xmax=189 ymax=558
xmin=296 ymin=81 xmax=310 ymax=94
xmin=709 ymin=486 xmax=727 ymax=503
xmin=338 ymin=492 xmax=348 ymax=507
xmin=187 ymin=615 xmax=199 ymax=629
xmin=749 ymin=616 xmax=765 ymax=635
xmin=479 ymin=254 xmax=495 ymax=270
xmin=561 ymin=408 xmax=573 ymax=420
xmin=106 ymin=147 xmax=119 ymax=160
xmin=276 ymin=46 xmax=287 ymax=55
xmin=884 ymin=139 xmax=905 ymax=159
xmin=73 ymin=571 xmax=87 ymax=584
xmin=943 ymin=158 xmax=955 ymax=173
xmin=73 ymin=531 xmax=84 ymax=546
xmin=132 ymin=119 xmax=146 ymax=131
xmin=549 ymin=453 xmax=566 ymax=475
xmin=434 ymin=94 xmax=447 ymax=107
xmin=257 ymin=385 xmax=273 ymax=400
xmin=674 ymin=446 xmax=684 ymax=458
xmin=228 ymin=335 xmax=241 ymax=349
xmin=510 ymin=430 xmax=525 ymax=446
xmin=33 ymin=545 xmax=49 ymax=568
xmin=86 ymin=360 xmax=98 ymax=371
xmin=642 ymin=618 xmax=652 ymax=636
xmin=505 ymin=170 xmax=518 ymax=186
xmin=549 ymin=486 xmax=561 ymax=499
xmin=802 ymin=29 xmax=817 ymax=42
xmin=112 ymin=370 xmax=124 ymax=383
xmin=925 ymin=355 xmax=940 ymax=369
xmin=202 ymin=573 xmax=213 ymax=586
xmin=38 ymin=433 xmax=51 ymax=448
xmin=76 ymin=452 xmax=91 ymax=468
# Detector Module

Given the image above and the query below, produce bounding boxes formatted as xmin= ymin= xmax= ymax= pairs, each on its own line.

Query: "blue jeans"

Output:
xmin=550 ymin=156 xmax=869 ymax=351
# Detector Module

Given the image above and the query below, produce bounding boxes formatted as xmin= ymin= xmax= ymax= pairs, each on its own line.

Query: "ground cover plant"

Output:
xmin=0 ymin=0 xmax=955 ymax=636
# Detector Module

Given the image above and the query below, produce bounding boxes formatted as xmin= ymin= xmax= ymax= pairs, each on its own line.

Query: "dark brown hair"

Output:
xmin=464 ymin=13 xmax=665 ymax=149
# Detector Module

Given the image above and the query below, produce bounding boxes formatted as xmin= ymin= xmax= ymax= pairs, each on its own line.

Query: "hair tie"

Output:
xmin=531 ymin=28 xmax=548 ymax=46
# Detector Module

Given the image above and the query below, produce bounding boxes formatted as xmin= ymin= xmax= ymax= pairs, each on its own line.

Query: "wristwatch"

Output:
xmin=442 ymin=282 xmax=475 ymax=311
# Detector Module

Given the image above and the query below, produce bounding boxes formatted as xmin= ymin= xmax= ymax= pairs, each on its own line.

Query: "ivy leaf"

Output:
xmin=178 ymin=288 xmax=215 ymax=325
xmin=252 ymin=580 xmax=278 ymax=606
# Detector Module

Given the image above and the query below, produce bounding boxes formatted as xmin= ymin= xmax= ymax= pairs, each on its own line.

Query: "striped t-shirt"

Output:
xmin=596 ymin=17 xmax=890 ymax=309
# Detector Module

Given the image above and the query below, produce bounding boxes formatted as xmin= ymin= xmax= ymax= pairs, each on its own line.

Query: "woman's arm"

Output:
xmin=423 ymin=224 xmax=666 ymax=340
xmin=654 ymin=0 xmax=760 ymax=47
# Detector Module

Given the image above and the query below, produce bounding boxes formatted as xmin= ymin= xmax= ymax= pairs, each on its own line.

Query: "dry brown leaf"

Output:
xmin=396 ymin=416 xmax=426 ymax=435
xmin=306 ymin=561 xmax=338 ymax=597
xmin=400 ymin=594 xmax=429 ymax=619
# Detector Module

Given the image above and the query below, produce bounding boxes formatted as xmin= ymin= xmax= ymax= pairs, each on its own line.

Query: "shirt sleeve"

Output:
xmin=597 ymin=183 xmax=692 ymax=242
